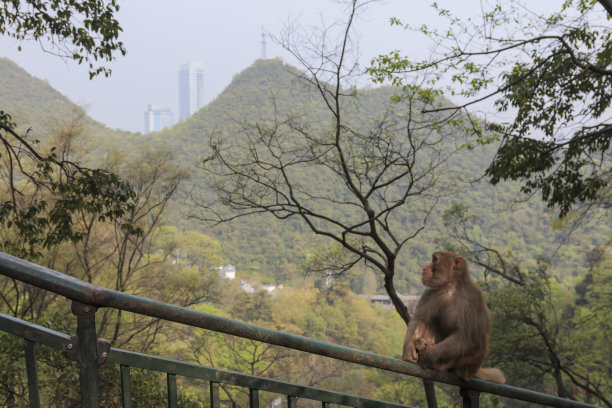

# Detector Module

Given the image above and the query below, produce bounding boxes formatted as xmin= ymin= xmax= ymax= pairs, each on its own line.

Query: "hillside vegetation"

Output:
xmin=1 ymin=57 xmax=608 ymax=291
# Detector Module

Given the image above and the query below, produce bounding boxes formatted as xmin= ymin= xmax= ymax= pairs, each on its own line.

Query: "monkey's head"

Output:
xmin=421 ymin=251 xmax=467 ymax=289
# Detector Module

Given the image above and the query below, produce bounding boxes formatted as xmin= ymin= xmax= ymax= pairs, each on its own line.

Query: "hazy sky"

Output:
xmin=1 ymin=0 xmax=560 ymax=133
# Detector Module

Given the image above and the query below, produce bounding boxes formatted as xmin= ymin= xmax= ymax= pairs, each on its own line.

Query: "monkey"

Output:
xmin=402 ymin=251 xmax=505 ymax=384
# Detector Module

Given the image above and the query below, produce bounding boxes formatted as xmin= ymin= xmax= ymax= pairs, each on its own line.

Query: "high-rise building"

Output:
xmin=178 ymin=62 xmax=204 ymax=121
xmin=144 ymin=104 xmax=174 ymax=133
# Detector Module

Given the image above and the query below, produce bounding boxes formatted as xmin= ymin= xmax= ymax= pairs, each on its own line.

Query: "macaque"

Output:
xmin=402 ymin=251 xmax=505 ymax=384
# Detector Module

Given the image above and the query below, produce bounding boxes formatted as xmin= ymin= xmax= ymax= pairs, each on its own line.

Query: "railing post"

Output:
xmin=423 ymin=379 xmax=438 ymax=408
xmin=72 ymin=301 xmax=101 ymax=408
xmin=24 ymin=339 xmax=40 ymax=408
xmin=120 ymin=365 xmax=132 ymax=408
xmin=210 ymin=381 xmax=220 ymax=408
xmin=249 ymin=388 xmax=259 ymax=408
xmin=460 ymin=387 xmax=480 ymax=408
xmin=167 ymin=373 xmax=177 ymax=408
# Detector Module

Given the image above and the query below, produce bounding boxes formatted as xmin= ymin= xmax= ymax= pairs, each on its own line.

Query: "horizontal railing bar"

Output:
xmin=108 ymin=349 xmax=410 ymax=408
xmin=0 ymin=313 xmax=411 ymax=408
xmin=0 ymin=252 xmax=599 ymax=408
xmin=0 ymin=313 xmax=71 ymax=349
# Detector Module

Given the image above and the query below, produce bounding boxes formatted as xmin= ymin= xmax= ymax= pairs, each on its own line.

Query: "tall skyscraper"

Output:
xmin=178 ymin=62 xmax=204 ymax=121
xmin=144 ymin=104 xmax=174 ymax=133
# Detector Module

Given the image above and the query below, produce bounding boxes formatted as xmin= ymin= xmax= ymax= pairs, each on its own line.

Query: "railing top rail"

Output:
xmin=0 ymin=251 xmax=598 ymax=408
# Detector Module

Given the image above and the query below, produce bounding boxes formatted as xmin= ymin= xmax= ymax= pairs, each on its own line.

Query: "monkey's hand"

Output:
xmin=416 ymin=347 xmax=436 ymax=370
xmin=402 ymin=341 xmax=418 ymax=363
xmin=414 ymin=337 xmax=433 ymax=353
xmin=417 ymin=348 xmax=453 ymax=372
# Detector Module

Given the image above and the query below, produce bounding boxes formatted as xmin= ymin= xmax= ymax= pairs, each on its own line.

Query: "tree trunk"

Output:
xmin=383 ymin=272 xmax=411 ymax=325
xmin=597 ymin=0 xmax=612 ymax=17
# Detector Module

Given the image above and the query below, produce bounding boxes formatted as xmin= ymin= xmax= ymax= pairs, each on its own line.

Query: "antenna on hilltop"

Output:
xmin=260 ymin=27 xmax=267 ymax=59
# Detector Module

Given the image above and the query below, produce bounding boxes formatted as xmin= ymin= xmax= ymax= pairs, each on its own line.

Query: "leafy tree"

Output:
xmin=0 ymin=111 xmax=137 ymax=260
xmin=0 ymin=0 xmax=130 ymax=259
xmin=0 ymin=0 xmax=125 ymax=78
xmin=188 ymin=291 xmax=292 ymax=407
xmin=368 ymin=0 xmax=611 ymax=218
xmin=67 ymin=148 xmax=196 ymax=348
xmin=485 ymin=260 xmax=611 ymax=407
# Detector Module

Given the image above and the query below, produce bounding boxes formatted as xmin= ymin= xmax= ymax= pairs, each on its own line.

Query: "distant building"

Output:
xmin=262 ymin=284 xmax=283 ymax=293
xmin=241 ymin=281 xmax=255 ymax=293
xmin=359 ymin=294 xmax=419 ymax=313
xmin=178 ymin=62 xmax=204 ymax=120
xmin=144 ymin=104 xmax=173 ymax=133
xmin=218 ymin=264 xmax=236 ymax=280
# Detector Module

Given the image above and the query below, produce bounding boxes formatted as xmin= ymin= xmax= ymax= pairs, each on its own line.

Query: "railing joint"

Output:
xmin=71 ymin=301 xmax=97 ymax=316
xmin=65 ymin=335 xmax=110 ymax=365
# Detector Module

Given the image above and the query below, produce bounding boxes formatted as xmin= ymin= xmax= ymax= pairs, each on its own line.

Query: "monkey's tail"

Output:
xmin=474 ymin=367 xmax=506 ymax=384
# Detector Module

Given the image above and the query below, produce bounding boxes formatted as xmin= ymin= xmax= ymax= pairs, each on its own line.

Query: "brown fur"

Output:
xmin=402 ymin=251 xmax=505 ymax=384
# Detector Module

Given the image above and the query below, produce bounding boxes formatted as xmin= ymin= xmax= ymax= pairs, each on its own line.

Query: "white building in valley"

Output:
xmin=217 ymin=264 xmax=236 ymax=280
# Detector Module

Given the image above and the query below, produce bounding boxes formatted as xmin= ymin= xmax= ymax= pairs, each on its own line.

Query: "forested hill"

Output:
xmin=0 ymin=57 xmax=75 ymax=128
xmin=1 ymin=57 xmax=608 ymax=292
xmin=0 ymin=57 xmax=132 ymax=141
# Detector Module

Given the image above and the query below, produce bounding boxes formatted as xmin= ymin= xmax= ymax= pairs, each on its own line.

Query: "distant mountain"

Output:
xmin=0 ymin=57 xmax=73 ymax=127
xmin=1 ymin=57 xmax=606 ymax=292
xmin=0 ymin=58 xmax=117 ymax=138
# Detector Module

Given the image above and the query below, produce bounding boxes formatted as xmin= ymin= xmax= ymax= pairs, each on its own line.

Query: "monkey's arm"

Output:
xmin=402 ymin=320 xmax=427 ymax=363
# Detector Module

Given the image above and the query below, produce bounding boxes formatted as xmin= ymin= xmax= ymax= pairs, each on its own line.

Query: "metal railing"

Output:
xmin=0 ymin=251 xmax=600 ymax=408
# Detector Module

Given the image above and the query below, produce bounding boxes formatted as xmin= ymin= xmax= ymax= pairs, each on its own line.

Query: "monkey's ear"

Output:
xmin=452 ymin=256 xmax=464 ymax=270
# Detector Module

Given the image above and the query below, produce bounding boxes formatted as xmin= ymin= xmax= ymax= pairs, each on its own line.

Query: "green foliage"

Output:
xmin=368 ymin=0 xmax=611 ymax=217
xmin=0 ymin=110 xmax=138 ymax=259
xmin=484 ymin=256 xmax=612 ymax=405
xmin=0 ymin=1 xmax=132 ymax=260
xmin=487 ymin=11 xmax=612 ymax=215
xmin=0 ymin=0 xmax=125 ymax=78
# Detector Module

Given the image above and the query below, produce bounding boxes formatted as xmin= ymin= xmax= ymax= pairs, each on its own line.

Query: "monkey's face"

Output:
xmin=421 ymin=252 xmax=454 ymax=288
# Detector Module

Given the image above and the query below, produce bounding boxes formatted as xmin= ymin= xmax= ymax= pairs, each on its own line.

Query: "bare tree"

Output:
xmin=194 ymin=0 xmax=462 ymax=325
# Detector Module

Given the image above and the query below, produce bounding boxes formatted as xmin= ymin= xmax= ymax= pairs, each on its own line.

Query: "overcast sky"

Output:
xmin=1 ymin=0 xmax=561 ymax=133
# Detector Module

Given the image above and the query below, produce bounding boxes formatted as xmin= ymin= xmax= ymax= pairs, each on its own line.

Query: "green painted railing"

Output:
xmin=0 ymin=251 xmax=601 ymax=408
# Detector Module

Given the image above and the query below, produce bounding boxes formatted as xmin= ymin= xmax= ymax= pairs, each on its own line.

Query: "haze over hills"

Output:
xmin=1 ymin=57 xmax=608 ymax=292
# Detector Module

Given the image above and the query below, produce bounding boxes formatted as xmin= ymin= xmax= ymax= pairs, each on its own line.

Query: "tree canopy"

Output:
xmin=0 ymin=0 xmax=132 ymax=258
xmin=368 ymin=0 xmax=611 ymax=217
xmin=0 ymin=0 xmax=125 ymax=78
